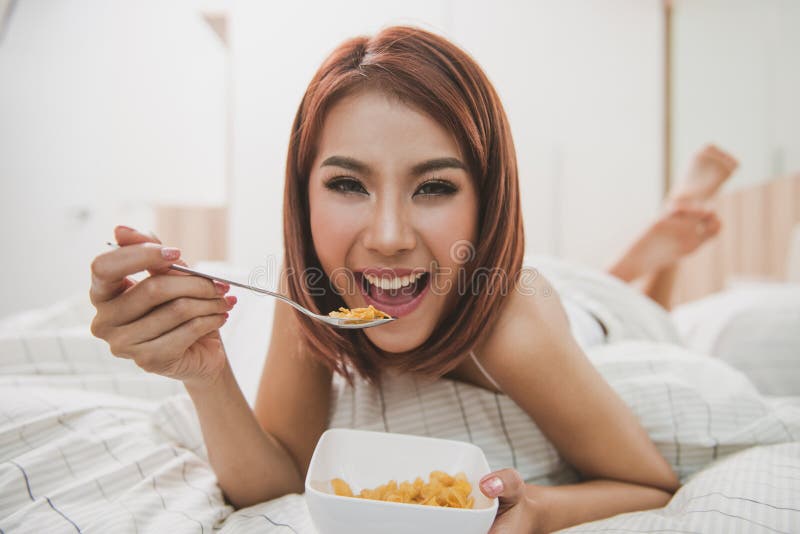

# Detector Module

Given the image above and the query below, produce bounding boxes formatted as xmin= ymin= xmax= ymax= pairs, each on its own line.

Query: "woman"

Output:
xmin=89 ymin=26 xmax=736 ymax=533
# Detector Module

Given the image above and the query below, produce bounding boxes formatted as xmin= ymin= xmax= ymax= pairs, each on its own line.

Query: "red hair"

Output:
xmin=282 ymin=26 xmax=524 ymax=383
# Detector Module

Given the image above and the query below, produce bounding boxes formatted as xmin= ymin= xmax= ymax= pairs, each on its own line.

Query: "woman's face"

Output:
xmin=308 ymin=89 xmax=479 ymax=353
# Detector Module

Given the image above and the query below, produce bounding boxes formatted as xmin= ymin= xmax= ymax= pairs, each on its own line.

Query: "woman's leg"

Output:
xmin=607 ymin=144 xmax=738 ymax=309
xmin=667 ymin=144 xmax=739 ymax=205
xmin=638 ymin=265 xmax=678 ymax=309
xmin=607 ymin=205 xmax=721 ymax=284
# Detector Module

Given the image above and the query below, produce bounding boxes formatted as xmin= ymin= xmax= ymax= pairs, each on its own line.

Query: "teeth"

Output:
xmin=364 ymin=272 xmax=424 ymax=290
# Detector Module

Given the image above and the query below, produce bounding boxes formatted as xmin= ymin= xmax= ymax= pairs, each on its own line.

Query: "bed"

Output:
xmin=1 ymin=262 xmax=799 ymax=533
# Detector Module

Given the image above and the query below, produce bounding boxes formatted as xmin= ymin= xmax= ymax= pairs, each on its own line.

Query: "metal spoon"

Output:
xmin=105 ymin=242 xmax=395 ymax=329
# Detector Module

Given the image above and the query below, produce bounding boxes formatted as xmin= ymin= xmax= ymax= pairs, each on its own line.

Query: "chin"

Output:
xmin=362 ymin=320 xmax=433 ymax=354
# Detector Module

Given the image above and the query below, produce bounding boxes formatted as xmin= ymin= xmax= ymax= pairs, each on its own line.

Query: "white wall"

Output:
xmin=230 ymin=0 xmax=664 ymax=274
xmin=672 ymin=0 xmax=800 ymax=190
xmin=1 ymin=0 xmax=665 ymax=318
xmin=0 ymin=0 xmax=226 ymax=317
xmin=449 ymin=0 xmax=664 ymax=266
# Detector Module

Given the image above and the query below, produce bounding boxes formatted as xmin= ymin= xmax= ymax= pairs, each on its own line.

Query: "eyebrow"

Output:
xmin=320 ymin=156 xmax=369 ymax=174
xmin=410 ymin=157 xmax=467 ymax=176
xmin=320 ymin=156 xmax=467 ymax=176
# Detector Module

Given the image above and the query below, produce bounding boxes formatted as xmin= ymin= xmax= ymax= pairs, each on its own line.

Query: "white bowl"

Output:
xmin=305 ymin=428 xmax=498 ymax=534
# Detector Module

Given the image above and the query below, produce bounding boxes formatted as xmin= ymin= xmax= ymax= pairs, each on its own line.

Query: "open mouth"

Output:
xmin=355 ymin=271 xmax=430 ymax=318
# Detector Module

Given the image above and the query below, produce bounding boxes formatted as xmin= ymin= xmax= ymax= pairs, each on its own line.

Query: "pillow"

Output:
xmin=0 ymin=260 xmax=275 ymax=405
xmin=672 ymin=282 xmax=800 ymax=396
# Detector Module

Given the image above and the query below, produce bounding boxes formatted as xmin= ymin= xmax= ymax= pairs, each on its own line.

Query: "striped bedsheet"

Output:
xmin=1 ymin=320 xmax=799 ymax=532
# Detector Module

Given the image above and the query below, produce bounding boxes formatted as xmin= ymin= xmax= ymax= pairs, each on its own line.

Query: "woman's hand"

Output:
xmin=89 ymin=225 xmax=237 ymax=388
xmin=480 ymin=468 xmax=542 ymax=534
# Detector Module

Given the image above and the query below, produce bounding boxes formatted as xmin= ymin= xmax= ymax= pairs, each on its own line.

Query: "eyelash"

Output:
xmin=324 ymin=177 xmax=459 ymax=197
xmin=415 ymin=178 xmax=458 ymax=196
xmin=324 ymin=177 xmax=367 ymax=195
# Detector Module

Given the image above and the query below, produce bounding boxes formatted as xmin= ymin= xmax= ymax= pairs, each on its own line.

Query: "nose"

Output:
xmin=361 ymin=194 xmax=416 ymax=257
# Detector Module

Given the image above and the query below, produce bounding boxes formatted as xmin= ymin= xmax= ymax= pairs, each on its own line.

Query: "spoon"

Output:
xmin=105 ymin=242 xmax=396 ymax=329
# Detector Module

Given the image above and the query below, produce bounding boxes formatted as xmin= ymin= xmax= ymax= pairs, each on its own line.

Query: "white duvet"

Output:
xmin=1 ymin=285 xmax=799 ymax=533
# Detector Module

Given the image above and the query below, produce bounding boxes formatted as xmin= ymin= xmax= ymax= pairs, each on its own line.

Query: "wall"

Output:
xmin=448 ymin=0 xmax=664 ymax=267
xmin=230 ymin=0 xmax=665 ymax=275
xmin=0 ymin=0 xmax=665 ymax=318
xmin=0 ymin=0 xmax=226 ymax=317
xmin=672 ymin=0 xmax=800 ymax=190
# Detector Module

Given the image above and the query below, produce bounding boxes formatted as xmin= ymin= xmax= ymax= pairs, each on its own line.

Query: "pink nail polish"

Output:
xmin=214 ymin=281 xmax=230 ymax=294
xmin=117 ymin=225 xmax=136 ymax=232
xmin=224 ymin=295 xmax=237 ymax=306
xmin=161 ymin=247 xmax=180 ymax=260
xmin=480 ymin=476 xmax=503 ymax=497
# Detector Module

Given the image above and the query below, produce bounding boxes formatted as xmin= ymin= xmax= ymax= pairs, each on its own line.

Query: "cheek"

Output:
xmin=415 ymin=197 xmax=478 ymax=270
xmin=309 ymin=190 xmax=362 ymax=270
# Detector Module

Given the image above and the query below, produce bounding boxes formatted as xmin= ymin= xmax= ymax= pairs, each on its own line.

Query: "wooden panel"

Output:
xmin=717 ymin=193 xmax=740 ymax=286
xmin=765 ymin=175 xmax=797 ymax=278
xmin=737 ymin=185 xmax=768 ymax=276
xmin=154 ymin=205 xmax=228 ymax=265
xmin=672 ymin=174 xmax=800 ymax=305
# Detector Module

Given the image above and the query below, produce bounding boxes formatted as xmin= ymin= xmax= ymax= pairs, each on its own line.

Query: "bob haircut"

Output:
xmin=282 ymin=25 xmax=524 ymax=384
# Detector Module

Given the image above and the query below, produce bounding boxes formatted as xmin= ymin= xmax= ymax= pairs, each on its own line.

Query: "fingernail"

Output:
xmin=224 ymin=295 xmax=237 ymax=307
xmin=161 ymin=247 xmax=181 ymax=260
xmin=116 ymin=225 xmax=136 ymax=232
xmin=214 ymin=281 xmax=230 ymax=295
xmin=480 ymin=476 xmax=503 ymax=497
xmin=223 ymin=312 xmax=229 ymax=319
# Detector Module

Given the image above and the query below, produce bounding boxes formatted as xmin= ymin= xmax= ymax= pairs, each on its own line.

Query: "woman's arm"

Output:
xmin=481 ymin=469 xmax=672 ymax=534
xmin=529 ymin=479 xmax=672 ymax=533
xmin=253 ymin=279 xmax=333 ymax=484
xmin=478 ymin=270 xmax=679 ymax=530
xmin=186 ymin=269 xmax=332 ymax=510
xmin=184 ymin=360 xmax=307 ymax=509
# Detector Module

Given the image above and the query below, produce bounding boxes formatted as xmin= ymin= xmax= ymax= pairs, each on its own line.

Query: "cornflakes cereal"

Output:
xmin=330 ymin=478 xmax=354 ymax=497
xmin=328 ymin=305 xmax=391 ymax=321
xmin=330 ymin=471 xmax=474 ymax=509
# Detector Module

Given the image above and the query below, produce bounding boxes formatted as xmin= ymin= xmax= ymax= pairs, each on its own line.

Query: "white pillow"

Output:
xmin=0 ymin=260 xmax=276 ymax=406
xmin=672 ymin=282 xmax=800 ymax=396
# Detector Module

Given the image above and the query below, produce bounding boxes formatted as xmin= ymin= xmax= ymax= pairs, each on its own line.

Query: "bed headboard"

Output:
xmin=672 ymin=173 xmax=800 ymax=306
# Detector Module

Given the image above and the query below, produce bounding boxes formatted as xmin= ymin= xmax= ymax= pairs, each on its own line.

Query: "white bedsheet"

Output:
xmin=1 ymin=322 xmax=798 ymax=533
xmin=2 ymin=257 xmax=800 ymax=533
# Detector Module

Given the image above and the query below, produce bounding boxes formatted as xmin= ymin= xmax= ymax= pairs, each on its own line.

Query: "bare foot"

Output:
xmin=669 ymin=144 xmax=739 ymax=204
xmin=608 ymin=205 xmax=721 ymax=282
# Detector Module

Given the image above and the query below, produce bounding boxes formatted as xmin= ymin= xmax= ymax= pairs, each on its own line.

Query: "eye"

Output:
xmin=414 ymin=178 xmax=458 ymax=197
xmin=325 ymin=177 xmax=368 ymax=195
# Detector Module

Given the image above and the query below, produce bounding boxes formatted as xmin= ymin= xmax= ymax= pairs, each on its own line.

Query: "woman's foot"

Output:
xmin=608 ymin=205 xmax=721 ymax=282
xmin=669 ymin=144 xmax=739 ymax=204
